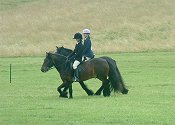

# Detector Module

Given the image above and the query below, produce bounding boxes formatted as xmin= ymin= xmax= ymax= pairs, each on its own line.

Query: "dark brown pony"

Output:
xmin=41 ymin=51 xmax=128 ymax=98
xmin=56 ymin=46 xmax=128 ymax=96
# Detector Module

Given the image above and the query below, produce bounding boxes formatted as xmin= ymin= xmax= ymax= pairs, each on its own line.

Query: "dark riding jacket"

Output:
xmin=69 ymin=41 xmax=84 ymax=62
xmin=83 ymin=36 xmax=94 ymax=59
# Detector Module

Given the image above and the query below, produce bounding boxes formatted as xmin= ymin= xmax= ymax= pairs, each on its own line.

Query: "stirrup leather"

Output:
xmin=73 ymin=68 xmax=79 ymax=82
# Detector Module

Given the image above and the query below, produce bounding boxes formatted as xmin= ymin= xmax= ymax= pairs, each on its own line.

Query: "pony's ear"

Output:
xmin=46 ymin=52 xmax=51 ymax=57
xmin=62 ymin=46 xmax=64 ymax=48
xmin=56 ymin=46 xmax=58 ymax=49
xmin=46 ymin=52 xmax=50 ymax=56
xmin=46 ymin=52 xmax=48 ymax=56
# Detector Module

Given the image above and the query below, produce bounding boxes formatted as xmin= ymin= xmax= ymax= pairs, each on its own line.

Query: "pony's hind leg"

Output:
xmin=79 ymin=81 xmax=94 ymax=96
xmin=102 ymin=79 xmax=110 ymax=97
xmin=95 ymin=85 xmax=103 ymax=95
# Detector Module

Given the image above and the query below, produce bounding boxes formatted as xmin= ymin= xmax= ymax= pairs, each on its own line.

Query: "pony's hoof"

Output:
xmin=59 ymin=95 xmax=68 ymax=98
xmin=69 ymin=96 xmax=73 ymax=99
xmin=87 ymin=90 xmax=94 ymax=96
xmin=59 ymin=92 xmax=68 ymax=98
xmin=94 ymin=92 xmax=101 ymax=95
xmin=122 ymin=88 xmax=129 ymax=94
xmin=103 ymin=92 xmax=110 ymax=97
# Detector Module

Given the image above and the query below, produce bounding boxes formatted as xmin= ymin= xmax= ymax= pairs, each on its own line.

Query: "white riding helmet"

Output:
xmin=83 ymin=29 xmax=90 ymax=34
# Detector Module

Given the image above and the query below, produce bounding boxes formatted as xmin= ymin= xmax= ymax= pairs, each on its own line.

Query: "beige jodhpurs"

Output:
xmin=73 ymin=60 xmax=80 ymax=69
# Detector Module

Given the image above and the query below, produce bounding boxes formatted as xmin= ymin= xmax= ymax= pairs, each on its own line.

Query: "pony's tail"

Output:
xmin=103 ymin=57 xmax=128 ymax=94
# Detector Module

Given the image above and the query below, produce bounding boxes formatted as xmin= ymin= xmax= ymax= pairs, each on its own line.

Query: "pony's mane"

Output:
xmin=50 ymin=52 xmax=67 ymax=58
xmin=57 ymin=46 xmax=73 ymax=52
xmin=62 ymin=47 xmax=72 ymax=52
xmin=46 ymin=51 xmax=67 ymax=59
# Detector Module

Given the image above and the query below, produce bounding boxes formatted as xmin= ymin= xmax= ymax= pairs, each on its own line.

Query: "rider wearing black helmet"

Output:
xmin=68 ymin=32 xmax=84 ymax=82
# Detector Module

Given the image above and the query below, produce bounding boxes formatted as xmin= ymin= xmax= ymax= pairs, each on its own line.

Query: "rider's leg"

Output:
xmin=73 ymin=60 xmax=80 ymax=82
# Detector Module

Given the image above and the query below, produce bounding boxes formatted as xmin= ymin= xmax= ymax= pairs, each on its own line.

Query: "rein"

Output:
xmin=50 ymin=53 xmax=69 ymax=68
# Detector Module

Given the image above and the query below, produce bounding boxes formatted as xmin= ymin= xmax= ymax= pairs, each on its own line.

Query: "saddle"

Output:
xmin=68 ymin=56 xmax=95 ymax=81
xmin=69 ymin=56 xmax=94 ymax=70
xmin=69 ymin=60 xmax=85 ymax=71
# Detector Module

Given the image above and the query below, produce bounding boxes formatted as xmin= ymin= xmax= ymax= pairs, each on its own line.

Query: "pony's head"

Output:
xmin=56 ymin=46 xmax=72 ymax=56
xmin=41 ymin=52 xmax=54 ymax=72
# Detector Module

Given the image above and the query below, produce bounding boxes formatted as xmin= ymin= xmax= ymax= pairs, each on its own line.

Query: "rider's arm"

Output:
xmin=82 ymin=39 xmax=91 ymax=54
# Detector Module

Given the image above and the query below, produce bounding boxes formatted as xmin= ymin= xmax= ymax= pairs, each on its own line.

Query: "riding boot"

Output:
xmin=73 ymin=68 xmax=79 ymax=82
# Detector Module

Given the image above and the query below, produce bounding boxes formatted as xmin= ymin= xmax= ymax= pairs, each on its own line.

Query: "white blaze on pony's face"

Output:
xmin=41 ymin=52 xmax=54 ymax=72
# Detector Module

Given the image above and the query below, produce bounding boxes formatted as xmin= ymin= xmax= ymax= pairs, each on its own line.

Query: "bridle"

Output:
xmin=48 ymin=53 xmax=70 ymax=70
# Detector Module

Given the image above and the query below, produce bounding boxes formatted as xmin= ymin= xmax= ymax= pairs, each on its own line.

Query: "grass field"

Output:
xmin=0 ymin=51 xmax=175 ymax=125
xmin=1 ymin=0 xmax=175 ymax=124
xmin=1 ymin=0 xmax=175 ymax=56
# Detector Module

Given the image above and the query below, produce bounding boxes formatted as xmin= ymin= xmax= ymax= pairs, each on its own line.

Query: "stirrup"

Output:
xmin=73 ymin=76 xmax=79 ymax=82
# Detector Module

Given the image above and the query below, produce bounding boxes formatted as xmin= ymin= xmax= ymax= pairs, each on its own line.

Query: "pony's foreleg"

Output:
xmin=68 ymin=84 xmax=73 ymax=98
xmin=62 ymin=83 xmax=73 ymax=98
xmin=57 ymin=83 xmax=68 ymax=98
xmin=62 ymin=86 xmax=69 ymax=94
xmin=79 ymin=81 xmax=94 ymax=96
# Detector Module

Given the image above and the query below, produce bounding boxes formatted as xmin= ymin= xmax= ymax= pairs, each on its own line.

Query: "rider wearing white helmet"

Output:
xmin=82 ymin=28 xmax=95 ymax=61
xmin=83 ymin=29 xmax=91 ymax=34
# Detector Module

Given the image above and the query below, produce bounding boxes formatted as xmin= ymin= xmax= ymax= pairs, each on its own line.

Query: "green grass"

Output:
xmin=0 ymin=51 xmax=175 ymax=125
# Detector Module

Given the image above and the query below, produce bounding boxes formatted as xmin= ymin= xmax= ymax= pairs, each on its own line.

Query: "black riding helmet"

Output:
xmin=73 ymin=32 xmax=83 ymax=39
